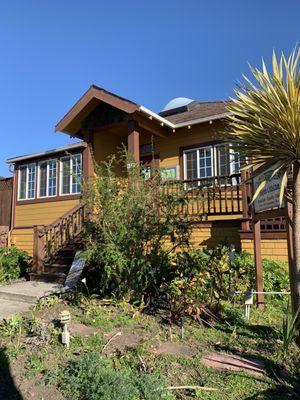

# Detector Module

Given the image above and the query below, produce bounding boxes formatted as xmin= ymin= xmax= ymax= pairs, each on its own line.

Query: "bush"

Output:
xmin=164 ymin=245 xmax=290 ymax=320
xmin=0 ymin=246 xmax=31 ymax=284
xmin=262 ymin=259 xmax=290 ymax=293
xmin=83 ymin=149 xmax=192 ymax=300
xmin=59 ymin=352 xmax=173 ymax=400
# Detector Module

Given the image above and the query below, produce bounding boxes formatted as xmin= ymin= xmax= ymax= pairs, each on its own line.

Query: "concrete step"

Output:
xmin=0 ymin=281 xmax=64 ymax=304
xmin=30 ymin=272 xmax=67 ymax=284
xmin=44 ymin=264 xmax=69 ymax=274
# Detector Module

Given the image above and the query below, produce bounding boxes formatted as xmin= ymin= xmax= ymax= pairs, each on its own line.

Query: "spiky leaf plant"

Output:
xmin=225 ymin=49 xmax=300 ymax=317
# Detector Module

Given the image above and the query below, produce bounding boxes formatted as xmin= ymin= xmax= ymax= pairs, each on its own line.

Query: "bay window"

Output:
xmin=18 ymin=163 xmax=36 ymax=200
xmin=17 ymin=153 xmax=82 ymax=201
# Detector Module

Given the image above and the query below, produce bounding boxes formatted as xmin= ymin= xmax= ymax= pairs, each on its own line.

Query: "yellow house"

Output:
xmin=6 ymin=85 xmax=288 ymax=282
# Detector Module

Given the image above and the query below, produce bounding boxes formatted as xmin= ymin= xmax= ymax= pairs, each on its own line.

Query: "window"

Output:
xmin=183 ymin=143 xmax=240 ymax=182
xmin=183 ymin=146 xmax=213 ymax=180
xmin=60 ymin=154 xmax=82 ymax=195
xmin=18 ymin=163 xmax=36 ymax=200
xmin=216 ymin=144 xmax=240 ymax=176
xmin=38 ymin=160 xmax=57 ymax=198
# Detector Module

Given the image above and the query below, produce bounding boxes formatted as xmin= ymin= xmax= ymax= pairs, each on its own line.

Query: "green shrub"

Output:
xmin=83 ymin=149 xmax=191 ymax=300
xmin=165 ymin=245 xmax=290 ymax=314
xmin=59 ymin=352 xmax=173 ymax=400
xmin=262 ymin=259 xmax=290 ymax=293
xmin=0 ymin=247 xmax=31 ymax=284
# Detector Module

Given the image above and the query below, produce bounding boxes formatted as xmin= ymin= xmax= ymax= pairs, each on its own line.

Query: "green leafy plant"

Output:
xmin=59 ymin=352 xmax=173 ymax=400
xmin=0 ymin=314 xmax=24 ymax=337
xmin=83 ymin=149 xmax=191 ymax=301
xmin=26 ymin=353 xmax=46 ymax=377
xmin=281 ymin=301 xmax=300 ymax=359
xmin=0 ymin=246 xmax=31 ymax=284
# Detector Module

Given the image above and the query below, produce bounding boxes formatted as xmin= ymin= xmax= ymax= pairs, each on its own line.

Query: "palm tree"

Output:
xmin=225 ymin=49 xmax=300 ymax=317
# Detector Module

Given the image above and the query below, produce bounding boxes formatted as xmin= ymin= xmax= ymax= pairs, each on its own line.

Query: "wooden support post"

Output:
xmin=241 ymin=170 xmax=251 ymax=231
xmin=32 ymin=225 xmax=45 ymax=274
xmin=253 ymin=219 xmax=264 ymax=309
xmin=285 ymin=200 xmax=298 ymax=314
xmin=127 ymin=120 xmax=140 ymax=164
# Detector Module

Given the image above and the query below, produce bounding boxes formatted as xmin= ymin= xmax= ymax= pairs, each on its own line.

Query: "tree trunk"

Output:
xmin=292 ymin=162 xmax=300 ymax=321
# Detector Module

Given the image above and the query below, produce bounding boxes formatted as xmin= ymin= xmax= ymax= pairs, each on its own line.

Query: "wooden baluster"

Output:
xmin=213 ymin=178 xmax=216 ymax=214
xmin=230 ymin=176 xmax=234 ymax=213
xmin=224 ymin=176 xmax=228 ymax=214
xmin=218 ymin=176 xmax=222 ymax=214
xmin=236 ymin=176 xmax=241 ymax=213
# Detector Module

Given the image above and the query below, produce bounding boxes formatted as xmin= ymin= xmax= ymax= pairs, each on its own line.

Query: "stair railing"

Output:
xmin=32 ymin=203 xmax=86 ymax=274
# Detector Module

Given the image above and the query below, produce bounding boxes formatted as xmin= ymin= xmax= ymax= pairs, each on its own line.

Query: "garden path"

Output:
xmin=0 ymin=281 xmax=64 ymax=319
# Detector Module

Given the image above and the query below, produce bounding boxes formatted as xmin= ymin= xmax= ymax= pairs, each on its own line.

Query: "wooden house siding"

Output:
xmin=11 ymin=198 xmax=80 ymax=255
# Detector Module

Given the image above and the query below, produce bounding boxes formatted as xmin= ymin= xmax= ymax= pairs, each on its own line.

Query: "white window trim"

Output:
xmin=59 ymin=153 xmax=82 ymax=196
xmin=17 ymin=163 xmax=36 ymax=201
xmin=37 ymin=159 xmax=58 ymax=199
xmin=215 ymin=143 xmax=240 ymax=176
xmin=183 ymin=145 xmax=214 ymax=180
xmin=183 ymin=143 xmax=240 ymax=181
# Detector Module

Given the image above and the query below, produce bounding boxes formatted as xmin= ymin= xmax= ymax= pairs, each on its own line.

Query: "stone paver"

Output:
xmin=0 ymin=281 xmax=65 ymax=319
xmin=152 ymin=342 xmax=197 ymax=358
xmin=202 ymin=351 xmax=265 ymax=376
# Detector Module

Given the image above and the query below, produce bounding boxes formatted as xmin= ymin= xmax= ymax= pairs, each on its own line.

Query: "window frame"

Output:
xmin=59 ymin=153 xmax=82 ymax=196
xmin=17 ymin=162 xmax=36 ymax=201
xmin=37 ymin=159 xmax=58 ymax=199
xmin=183 ymin=145 xmax=214 ymax=180
xmin=182 ymin=142 xmax=240 ymax=181
xmin=215 ymin=143 xmax=240 ymax=176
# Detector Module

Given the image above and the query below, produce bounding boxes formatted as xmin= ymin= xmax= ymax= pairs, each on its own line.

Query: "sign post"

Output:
xmin=252 ymin=167 xmax=287 ymax=310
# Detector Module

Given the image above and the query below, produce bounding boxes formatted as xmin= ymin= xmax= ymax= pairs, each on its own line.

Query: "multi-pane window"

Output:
xmin=216 ymin=144 xmax=240 ymax=175
xmin=18 ymin=163 xmax=36 ymax=200
xmin=18 ymin=153 xmax=82 ymax=201
xmin=38 ymin=160 xmax=57 ymax=198
xmin=183 ymin=143 xmax=240 ymax=181
xmin=184 ymin=146 xmax=213 ymax=180
xmin=60 ymin=154 xmax=82 ymax=195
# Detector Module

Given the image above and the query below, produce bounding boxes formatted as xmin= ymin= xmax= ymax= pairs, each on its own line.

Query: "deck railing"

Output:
xmin=32 ymin=203 xmax=86 ymax=274
xmin=160 ymin=173 xmax=243 ymax=218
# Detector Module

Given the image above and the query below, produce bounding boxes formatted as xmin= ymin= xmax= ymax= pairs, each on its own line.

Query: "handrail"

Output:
xmin=32 ymin=202 xmax=86 ymax=274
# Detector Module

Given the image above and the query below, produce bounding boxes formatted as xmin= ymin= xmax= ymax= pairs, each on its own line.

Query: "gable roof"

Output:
xmin=55 ymin=85 xmax=140 ymax=134
xmin=55 ymin=85 xmax=232 ymax=137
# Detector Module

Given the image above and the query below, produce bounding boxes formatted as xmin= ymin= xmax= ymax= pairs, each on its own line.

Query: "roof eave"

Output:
xmin=6 ymin=142 xmax=86 ymax=164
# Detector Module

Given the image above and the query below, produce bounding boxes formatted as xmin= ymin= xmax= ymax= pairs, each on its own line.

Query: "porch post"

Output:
xmin=127 ymin=120 xmax=140 ymax=164
xmin=253 ymin=218 xmax=264 ymax=309
xmin=285 ymin=200 xmax=298 ymax=314
xmin=32 ymin=225 xmax=45 ymax=274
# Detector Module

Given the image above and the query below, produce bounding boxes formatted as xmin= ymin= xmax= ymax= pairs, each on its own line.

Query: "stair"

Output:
xmin=31 ymin=202 xmax=86 ymax=284
xmin=30 ymin=237 xmax=84 ymax=284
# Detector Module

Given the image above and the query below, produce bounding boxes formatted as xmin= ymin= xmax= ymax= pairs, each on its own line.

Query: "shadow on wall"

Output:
xmin=199 ymin=224 xmax=242 ymax=251
xmin=0 ymin=348 xmax=23 ymax=399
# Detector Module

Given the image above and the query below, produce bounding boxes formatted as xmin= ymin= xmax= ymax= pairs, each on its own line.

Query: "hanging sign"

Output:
xmin=253 ymin=168 xmax=284 ymax=213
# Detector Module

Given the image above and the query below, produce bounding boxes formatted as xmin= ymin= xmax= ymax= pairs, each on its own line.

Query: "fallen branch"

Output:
xmin=167 ymin=385 xmax=222 ymax=392
xmin=102 ymin=331 xmax=122 ymax=352
xmin=138 ymin=354 xmax=147 ymax=372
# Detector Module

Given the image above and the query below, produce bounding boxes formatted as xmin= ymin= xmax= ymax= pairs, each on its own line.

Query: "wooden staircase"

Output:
xmin=30 ymin=203 xmax=86 ymax=283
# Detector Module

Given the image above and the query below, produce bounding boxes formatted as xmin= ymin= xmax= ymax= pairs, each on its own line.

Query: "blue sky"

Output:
xmin=0 ymin=0 xmax=299 ymax=176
